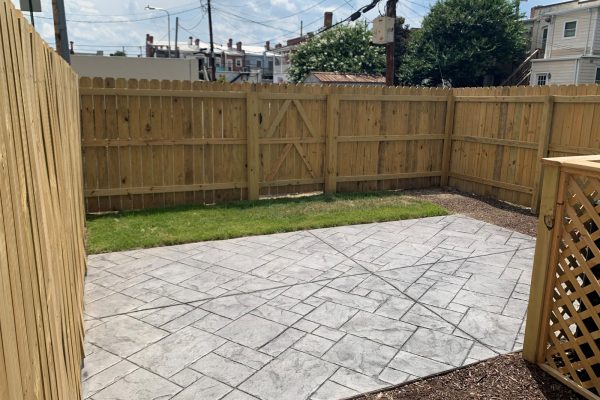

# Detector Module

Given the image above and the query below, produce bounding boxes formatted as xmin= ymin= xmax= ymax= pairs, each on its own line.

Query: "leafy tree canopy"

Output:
xmin=393 ymin=16 xmax=411 ymax=85
xmin=398 ymin=0 xmax=526 ymax=87
xmin=288 ymin=23 xmax=385 ymax=83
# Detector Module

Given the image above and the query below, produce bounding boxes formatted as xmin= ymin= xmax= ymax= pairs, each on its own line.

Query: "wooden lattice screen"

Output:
xmin=525 ymin=156 xmax=600 ymax=400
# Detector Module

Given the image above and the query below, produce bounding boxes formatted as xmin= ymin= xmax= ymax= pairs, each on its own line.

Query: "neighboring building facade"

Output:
xmin=528 ymin=0 xmax=600 ymax=85
xmin=272 ymin=11 xmax=334 ymax=83
xmin=303 ymin=71 xmax=385 ymax=85
xmin=272 ymin=36 xmax=309 ymax=83
xmin=70 ymin=54 xmax=200 ymax=81
xmin=145 ymin=35 xmax=281 ymax=83
xmin=243 ymin=42 xmax=277 ymax=81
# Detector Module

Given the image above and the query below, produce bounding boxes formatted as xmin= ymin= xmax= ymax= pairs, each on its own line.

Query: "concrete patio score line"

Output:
xmin=82 ymin=215 xmax=535 ymax=400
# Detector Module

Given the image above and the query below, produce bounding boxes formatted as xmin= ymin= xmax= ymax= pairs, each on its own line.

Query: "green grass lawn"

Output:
xmin=86 ymin=191 xmax=448 ymax=254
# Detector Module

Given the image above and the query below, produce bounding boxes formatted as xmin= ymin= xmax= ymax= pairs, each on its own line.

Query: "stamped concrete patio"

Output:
xmin=82 ymin=214 xmax=535 ymax=400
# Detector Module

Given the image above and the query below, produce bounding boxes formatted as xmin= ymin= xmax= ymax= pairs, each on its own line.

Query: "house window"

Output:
xmin=235 ymin=59 xmax=242 ymax=67
xmin=256 ymin=60 xmax=262 ymax=68
xmin=226 ymin=60 xmax=233 ymax=71
xmin=564 ymin=21 xmax=577 ymax=38
xmin=542 ymin=27 xmax=548 ymax=50
xmin=596 ymin=68 xmax=600 ymax=84
xmin=536 ymin=73 xmax=548 ymax=86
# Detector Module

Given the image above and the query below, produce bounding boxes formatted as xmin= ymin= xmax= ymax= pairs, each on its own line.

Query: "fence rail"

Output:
xmin=524 ymin=155 xmax=600 ymax=400
xmin=80 ymin=80 xmax=600 ymax=213
xmin=0 ymin=1 xmax=86 ymax=399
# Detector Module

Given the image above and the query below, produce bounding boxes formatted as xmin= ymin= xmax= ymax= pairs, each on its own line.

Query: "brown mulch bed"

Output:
xmin=404 ymin=188 xmax=538 ymax=237
xmin=352 ymin=353 xmax=583 ymax=400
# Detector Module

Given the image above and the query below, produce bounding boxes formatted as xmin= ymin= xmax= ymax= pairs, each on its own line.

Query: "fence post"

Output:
xmin=531 ymin=95 xmax=554 ymax=213
xmin=246 ymin=90 xmax=260 ymax=200
xmin=324 ymin=94 xmax=339 ymax=193
xmin=440 ymin=93 xmax=455 ymax=187
xmin=523 ymin=161 xmax=561 ymax=363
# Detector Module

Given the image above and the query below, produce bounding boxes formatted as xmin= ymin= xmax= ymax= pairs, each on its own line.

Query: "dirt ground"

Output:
xmin=351 ymin=353 xmax=583 ymax=400
xmin=405 ymin=188 xmax=538 ymax=237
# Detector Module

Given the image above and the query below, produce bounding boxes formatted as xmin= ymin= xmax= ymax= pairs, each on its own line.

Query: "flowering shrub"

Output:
xmin=288 ymin=23 xmax=385 ymax=83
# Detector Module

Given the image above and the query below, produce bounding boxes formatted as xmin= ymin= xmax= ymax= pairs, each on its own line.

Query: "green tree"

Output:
xmin=393 ymin=16 xmax=411 ymax=85
xmin=398 ymin=0 xmax=526 ymax=87
xmin=110 ymin=50 xmax=127 ymax=57
xmin=288 ymin=23 xmax=385 ymax=83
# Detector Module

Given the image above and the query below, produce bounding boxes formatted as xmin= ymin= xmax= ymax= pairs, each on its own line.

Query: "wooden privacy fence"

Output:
xmin=0 ymin=1 xmax=86 ymax=400
xmin=524 ymin=155 xmax=600 ymax=400
xmin=451 ymin=85 xmax=600 ymax=209
xmin=80 ymin=80 xmax=449 ymax=212
xmin=80 ymin=81 xmax=600 ymax=213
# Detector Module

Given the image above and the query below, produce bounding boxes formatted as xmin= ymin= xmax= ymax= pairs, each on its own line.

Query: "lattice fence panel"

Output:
xmin=544 ymin=172 xmax=600 ymax=396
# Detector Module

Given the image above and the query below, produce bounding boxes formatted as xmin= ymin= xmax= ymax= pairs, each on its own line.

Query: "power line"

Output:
xmin=55 ymin=1 xmax=202 ymax=18
xmin=260 ymin=0 xmax=331 ymax=23
xmin=210 ymin=0 xmax=331 ymax=24
xmin=179 ymin=12 xmax=206 ymax=32
xmin=302 ymin=0 xmax=355 ymax=30
xmin=35 ymin=5 xmax=202 ymax=24
xmin=316 ymin=0 xmax=383 ymax=34
xmin=212 ymin=0 xmax=274 ymax=8
xmin=401 ymin=3 xmax=426 ymax=23
xmin=242 ymin=0 xmax=372 ymax=46
xmin=211 ymin=7 xmax=298 ymax=35
xmin=403 ymin=0 xmax=430 ymax=11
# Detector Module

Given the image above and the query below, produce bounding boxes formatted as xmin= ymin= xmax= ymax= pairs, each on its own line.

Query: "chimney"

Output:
xmin=69 ymin=41 xmax=74 ymax=54
xmin=324 ymin=11 xmax=333 ymax=28
xmin=265 ymin=41 xmax=270 ymax=51
xmin=194 ymin=38 xmax=200 ymax=46
xmin=145 ymin=33 xmax=155 ymax=58
xmin=188 ymin=36 xmax=193 ymax=46
xmin=236 ymin=41 xmax=242 ymax=52
xmin=228 ymin=38 xmax=233 ymax=49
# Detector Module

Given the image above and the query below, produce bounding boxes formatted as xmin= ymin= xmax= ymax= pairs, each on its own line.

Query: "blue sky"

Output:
xmin=12 ymin=0 xmax=558 ymax=55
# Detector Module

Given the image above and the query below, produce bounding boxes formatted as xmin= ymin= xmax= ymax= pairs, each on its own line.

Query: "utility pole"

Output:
xmin=385 ymin=0 xmax=397 ymax=86
xmin=207 ymin=0 xmax=216 ymax=81
xmin=51 ymin=0 xmax=70 ymax=63
xmin=175 ymin=17 xmax=179 ymax=58
xmin=300 ymin=20 xmax=303 ymax=37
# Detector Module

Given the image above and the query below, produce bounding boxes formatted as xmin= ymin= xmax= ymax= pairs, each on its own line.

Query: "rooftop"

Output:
xmin=150 ymin=39 xmax=280 ymax=57
xmin=307 ymin=71 xmax=386 ymax=84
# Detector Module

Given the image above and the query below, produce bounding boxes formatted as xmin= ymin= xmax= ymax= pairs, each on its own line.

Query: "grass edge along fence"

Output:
xmin=524 ymin=155 xmax=600 ymax=400
xmin=80 ymin=80 xmax=600 ymax=214
xmin=0 ymin=1 xmax=86 ymax=399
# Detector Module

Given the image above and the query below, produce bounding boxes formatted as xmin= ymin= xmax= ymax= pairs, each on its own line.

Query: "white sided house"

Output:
xmin=529 ymin=0 xmax=600 ymax=86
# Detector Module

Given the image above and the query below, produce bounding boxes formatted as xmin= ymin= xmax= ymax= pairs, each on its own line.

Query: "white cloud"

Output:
xmin=9 ymin=0 xmax=460 ymax=53
xmin=270 ymin=0 xmax=297 ymax=13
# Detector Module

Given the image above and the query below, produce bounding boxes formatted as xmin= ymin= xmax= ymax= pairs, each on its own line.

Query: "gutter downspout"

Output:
xmin=574 ymin=57 xmax=580 ymax=84
xmin=547 ymin=16 xmax=555 ymax=58
xmin=591 ymin=8 xmax=599 ymax=56
xmin=586 ymin=9 xmax=593 ymax=55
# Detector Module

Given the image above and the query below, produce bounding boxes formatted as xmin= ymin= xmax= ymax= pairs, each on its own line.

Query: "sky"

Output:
xmin=12 ymin=0 xmax=559 ymax=56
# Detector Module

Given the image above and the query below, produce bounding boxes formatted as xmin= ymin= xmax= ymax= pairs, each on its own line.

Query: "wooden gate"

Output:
xmin=256 ymin=91 xmax=327 ymax=196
